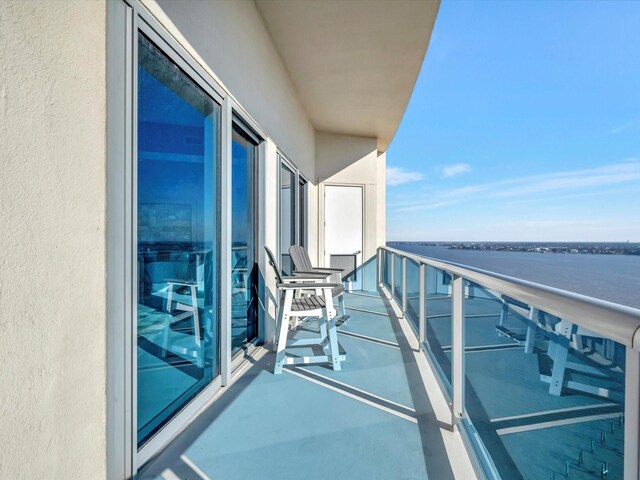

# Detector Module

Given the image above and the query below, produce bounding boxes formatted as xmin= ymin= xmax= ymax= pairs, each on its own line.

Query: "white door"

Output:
xmin=324 ymin=185 xmax=363 ymax=290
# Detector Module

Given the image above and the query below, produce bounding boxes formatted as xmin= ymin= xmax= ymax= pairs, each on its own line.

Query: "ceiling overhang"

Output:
xmin=255 ymin=0 xmax=440 ymax=152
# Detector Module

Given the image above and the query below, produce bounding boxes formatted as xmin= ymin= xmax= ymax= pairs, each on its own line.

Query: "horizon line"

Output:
xmin=387 ymin=240 xmax=640 ymax=244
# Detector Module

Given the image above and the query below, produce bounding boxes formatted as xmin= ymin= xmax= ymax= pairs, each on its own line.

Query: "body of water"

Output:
xmin=389 ymin=243 xmax=640 ymax=309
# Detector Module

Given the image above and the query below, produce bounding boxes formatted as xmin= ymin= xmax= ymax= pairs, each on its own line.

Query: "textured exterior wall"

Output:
xmin=0 ymin=1 xmax=107 ymax=478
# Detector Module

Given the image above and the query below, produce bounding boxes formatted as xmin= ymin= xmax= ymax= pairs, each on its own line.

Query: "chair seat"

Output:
xmin=291 ymin=295 xmax=325 ymax=311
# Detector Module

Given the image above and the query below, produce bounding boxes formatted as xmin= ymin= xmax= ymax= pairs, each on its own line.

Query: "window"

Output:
xmin=136 ymin=33 xmax=220 ymax=447
xmin=278 ymin=155 xmax=307 ymax=274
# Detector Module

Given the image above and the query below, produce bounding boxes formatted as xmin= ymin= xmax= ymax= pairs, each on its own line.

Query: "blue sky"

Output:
xmin=386 ymin=0 xmax=640 ymax=242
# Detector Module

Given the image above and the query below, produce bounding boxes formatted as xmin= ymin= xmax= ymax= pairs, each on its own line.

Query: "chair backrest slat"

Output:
xmin=289 ymin=245 xmax=314 ymax=271
xmin=264 ymin=247 xmax=284 ymax=284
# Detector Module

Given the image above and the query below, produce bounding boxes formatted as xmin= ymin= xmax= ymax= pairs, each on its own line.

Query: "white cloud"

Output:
xmin=442 ymin=163 xmax=472 ymax=177
xmin=386 ymin=166 xmax=424 ymax=186
xmin=438 ymin=161 xmax=640 ymax=200
xmin=386 ymin=160 xmax=640 ymax=213
xmin=393 ymin=200 xmax=458 ymax=213
xmin=609 ymin=120 xmax=639 ymax=135
xmin=490 ymin=161 xmax=640 ymax=198
xmin=441 ymin=185 xmax=485 ymax=198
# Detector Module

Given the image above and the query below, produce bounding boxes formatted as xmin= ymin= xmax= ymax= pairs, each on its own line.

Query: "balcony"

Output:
xmin=138 ymin=247 xmax=640 ymax=480
xmin=138 ymin=286 xmax=475 ymax=479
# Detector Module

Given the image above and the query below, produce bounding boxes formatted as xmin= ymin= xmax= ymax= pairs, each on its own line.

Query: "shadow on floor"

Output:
xmin=138 ymin=290 xmax=462 ymax=480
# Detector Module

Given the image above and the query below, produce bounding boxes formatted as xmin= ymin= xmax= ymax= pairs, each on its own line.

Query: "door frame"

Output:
xmin=229 ymin=116 xmax=262 ymax=363
xmin=135 ymin=18 xmax=226 ymax=469
xmin=276 ymin=153 xmax=308 ymax=273
xmin=321 ymin=183 xmax=365 ymax=289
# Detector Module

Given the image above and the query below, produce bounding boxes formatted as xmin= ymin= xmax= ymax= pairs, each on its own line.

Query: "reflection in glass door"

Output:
xmin=298 ymin=178 xmax=307 ymax=247
xmin=231 ymin=126 xmax=258 ymax=352
xmin=279 ymin=163 xmax=295 ymax=275
xmin=136 ymin=34 xmax=220 ymax=447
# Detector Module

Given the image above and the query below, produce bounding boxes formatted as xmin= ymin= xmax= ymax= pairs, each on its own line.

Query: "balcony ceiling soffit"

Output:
xmin=255 ymin=0 xmax=439 ymax=151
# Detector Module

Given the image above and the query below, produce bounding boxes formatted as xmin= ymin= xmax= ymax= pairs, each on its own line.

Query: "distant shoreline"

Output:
xmin=388 ymin=241 xmax=640 ymax=256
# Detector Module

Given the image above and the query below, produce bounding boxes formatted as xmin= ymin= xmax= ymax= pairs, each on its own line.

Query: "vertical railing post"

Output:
xmin=419 ymin=263 xmax=426 ymax=350
xmin=377 ymin=248 xmax=382 ymax=285
xmin=624 ymin=348 xmax=640 ymax=479
xmin=390 ymin=253 xmax=395 ymax=298
xmin=401 ymin=257 xmax=407 ymax=318
xmin=452 ymin=274 xmax=465 ymax=423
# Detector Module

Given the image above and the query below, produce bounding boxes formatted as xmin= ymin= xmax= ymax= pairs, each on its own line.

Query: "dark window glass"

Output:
xmin=298 ymin=179 xmax=306 ymax=247
xmin=279 ymin=163 xmax=295 ymax=275
xmin=231 ymin=127 xmax=258 ymax=352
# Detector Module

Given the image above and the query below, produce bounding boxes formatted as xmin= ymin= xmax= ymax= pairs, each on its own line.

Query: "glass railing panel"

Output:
xmin=463 ymin=280 xmax=626 ymax=479
xmin=383 ymin=250 xmax=392 ymax=290
xmin=424 ymin=264 xmax=452 ymax=385
xmin=343 ymin=255 xmax=378 ymax=293
xmin=393 ymin=254 xmax=403 ymax=304
xmin=405 ymin=258 xmax=420 ymax=331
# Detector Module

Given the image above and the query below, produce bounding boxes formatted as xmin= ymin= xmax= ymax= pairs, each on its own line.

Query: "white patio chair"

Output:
xmin=164 ymin=279 xmax=203 ymax=367
xmin=265 ymin=247 xmax=344 ymax=374
xmin=289 ymin=244 xmax=348 ymax=320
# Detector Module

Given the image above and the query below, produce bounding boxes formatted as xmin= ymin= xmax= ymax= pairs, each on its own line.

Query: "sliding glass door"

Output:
xmin=231 ymin=125 xmax=258 ymax=353
xmin=136 ymin=34 xmax=220 ymax=447
xmin=279 ymin=157 xmax=307 ymax=274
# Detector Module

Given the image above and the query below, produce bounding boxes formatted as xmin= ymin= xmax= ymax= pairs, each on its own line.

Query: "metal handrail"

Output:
xmin=379 ymin=245 xmax=640 ymax=351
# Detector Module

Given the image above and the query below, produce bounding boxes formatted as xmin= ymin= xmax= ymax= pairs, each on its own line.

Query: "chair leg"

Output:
xmin=324 ymin=289 xmax=341 ymax=371
xmin=524 ymin=307 xmax=538 ymax=354
xmin=190 ymin=285 xmax=201 ymax=346
xmin=161 ymin=315 xmax=171 ymax=357
xmin=272 ymin=299 xmax=281 ymax=352
xmin=498 ymin=300 xmax=507 ymax=331
xmin=549 ymin=321 xmax=575 ymax=396
xmin=339 ymin=294 xmax=346 ymax=317
xmin=327 ymin=315 xmax=341 ymax=371
xmin=166 ymin=283 xmax=174 ymax=313
xmin=274 ymin=291 xmax=293 ymax=374
xmin=191 ymin=285 xmax=203 ymax=368
xmin=319 ymin=312 xmax=327 ymax=339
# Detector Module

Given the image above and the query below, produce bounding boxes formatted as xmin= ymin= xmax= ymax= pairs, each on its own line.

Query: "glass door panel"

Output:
xmin=136 ymin=34 xmax=220 ymax=447
xmin=279 ymin=162 xmax=295 ymax=274
xmin=298 ymin=178 xmax=306 ymax=247
xmin=231 ymin=127 xmax=257 ymax=352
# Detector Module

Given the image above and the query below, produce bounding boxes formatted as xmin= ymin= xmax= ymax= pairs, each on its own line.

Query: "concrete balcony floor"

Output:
xmin=138 ymin=291 xmax=475 ymax=480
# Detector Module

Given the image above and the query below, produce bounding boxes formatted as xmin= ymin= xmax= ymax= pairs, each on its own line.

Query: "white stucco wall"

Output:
xmin=0 ymin=1 xmax=106 ymax=478
xmin=260 ymin=139 xmax=279 ymax=344
xmin=315 ymin=133 xmax=386 ymax=266
xmin=153 ymin=0 xmax=316 ymax=181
